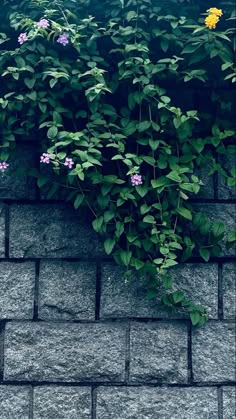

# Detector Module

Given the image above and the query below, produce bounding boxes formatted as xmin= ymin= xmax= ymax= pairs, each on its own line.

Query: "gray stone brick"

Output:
xmin=222 ymin=387 xmax=236 ymax=419
xmin=129 ymin=322 xmax=188 ymax=383
xmin=223 ymin=263 xmax=236 ymax=319
xmin=192 ymin=322 xmax=236 ymax=382
xmin=218 ymin=154 xmax=236 ymax=200
xmin=96 ymin=386 xmax=218 ymax=418
xmin=0 ymin=145 xmax=36 ymax=199
xmin=100 ymin=263 xmax=218 ymax=319
xmin=195 ymin=204 xmax=236 ymax=256
xmin=33 ymin=387 xmax=91 ymax=419
xmin=196 ymin=167 xmax=214 ymax=199
xmin=9 ymin=204 xmax=103 ymax=258
xmin=0 ymin=262 xmax=35 ymax=319
xmin=38 ymin=261 xmax=96 ymax=320
xmin=4 ymin=322 xmax=126 ymax=382
xmin=0 ymin=386 xmax=30 ymax=418
xmin=0 ymin=205 xmax=5 ymax=257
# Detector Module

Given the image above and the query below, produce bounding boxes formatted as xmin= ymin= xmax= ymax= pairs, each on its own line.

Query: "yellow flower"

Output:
xmin=205 ymin=13 xmax=219 ymax=29
xmin=207 ymin=7 xmax=223 ymax=17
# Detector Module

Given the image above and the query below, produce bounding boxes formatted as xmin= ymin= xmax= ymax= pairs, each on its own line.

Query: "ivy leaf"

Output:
xmin=212 ymin=222 xmax=224 ymax=237
xmin=199 ymin=248 xmax=210 ymax=262
xmin=120 ymin=250 xmax=132 ymax=266
xmin=143 ymin=215 xmax=155 ymax=224
xmin=74 ymin=194 xmax=84 ymax=209
xmin=176 ymin=207 xmax=192 ymax=220
xmin=104 ymin=238 xmax=116 ymax=255
xmin=190 ymin=311 xmax=201 ymax=326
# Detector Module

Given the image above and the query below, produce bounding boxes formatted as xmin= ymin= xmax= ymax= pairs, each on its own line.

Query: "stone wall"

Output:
xmin=0 ymin=144 xmax=235 ymax=418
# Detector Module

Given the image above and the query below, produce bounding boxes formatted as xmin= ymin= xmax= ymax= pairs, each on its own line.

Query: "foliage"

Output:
xmin=0 ymin=0 xmax=235 ymax=325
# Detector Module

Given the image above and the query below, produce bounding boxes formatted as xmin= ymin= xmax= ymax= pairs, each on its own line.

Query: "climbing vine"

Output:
xmin=0 ymin=0 xmax=235 ymax=325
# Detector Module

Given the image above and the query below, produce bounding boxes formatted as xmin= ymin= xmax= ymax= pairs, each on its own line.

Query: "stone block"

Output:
xmin=218 ymin=154 xmax=236 ymax=200
xmin=4 ymin=322 xmax=126 ymax=382
xmin=222 ymin=263 xmax=236 ymax=319
xmin=0 ymin=262 xmax=35 ymax=319
xmin=38 ymin=261 xmax=96 ymax=320
xmin=129 ymin=322 xmax=188 ymax=383
xmin=0 ymin=386 xmax=30 ymax=418
xmin=195 ymin=204 xmax=236 ymax=256
xmin=9 ymin=204 xmax=103 ymax=258
xmin=33 ymin=387 xmax=91 ymax=419
xmin=96 ymin=386 xmax=218 ymax=418
xmin=0 ymin=145 xmax=36 ymax=200
xmin=192 ymin=321 xmax=236 ymax=382
xmin=100 ymin=263 xmax=218 ymax=319
xmin=222 ymin=387 xmax=236 ymax=419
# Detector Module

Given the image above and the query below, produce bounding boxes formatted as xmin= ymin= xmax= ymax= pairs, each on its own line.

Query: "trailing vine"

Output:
xmin=0 ymin=0 xmax=235 ymax=325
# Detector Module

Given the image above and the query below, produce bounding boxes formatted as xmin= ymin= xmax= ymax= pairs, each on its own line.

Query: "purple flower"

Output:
xmin=131 ymin=174 xmax=143 ymax=186
xmin=57 ymin=33 xmax=69 ymax=46
xmin=37 ymin=19 xmax=50 ymax=28
xmin=0 ymin=161 xmax=9 ymax=173
xmin=18 ymin=32 xmax=28 ymax=45
xmin=40 ymin=153 xmax=51 ymax=164
xmin=64 ymin=157 xmax=74 ymax=169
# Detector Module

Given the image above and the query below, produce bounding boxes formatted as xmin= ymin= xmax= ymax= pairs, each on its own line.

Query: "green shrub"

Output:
xmin=0 ymin=0 xmax=235 ymax=325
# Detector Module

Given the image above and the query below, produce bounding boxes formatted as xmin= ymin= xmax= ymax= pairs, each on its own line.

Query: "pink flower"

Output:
xmin=64 ymin=157 xmax=74 ymax=169
xmin=40 ymin=153 xmax=51 ymax=164
xmin=18 ymin=32 xmax=28 ymax=45
xmin=57 ymin=33 xmax=69 ymax=46
xmin=0 ymin=161 xmax=9 ymax=173
xmin=37 ymin=19 xmax=50 ymax=28
xmin=131 ymin=174 xmax=143 ymax=186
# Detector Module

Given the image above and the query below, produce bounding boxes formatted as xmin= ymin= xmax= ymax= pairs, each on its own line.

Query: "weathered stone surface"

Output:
xmin=100 ymin=263 xmax=218 ymax=319
xmin=218 ymin=154 xmax=236 ymax=199
xmin=129 ymin=322 xmax=188 ymax=383
xmin=192 ymin=322 xmax=236 ymax=382
xmin=222 ymin=387 xmax=236 ymax=419
xmin=222 ymin=263 xmax=236 ymax=319
xmin=0 ymin=205 xmax=5 ymax=257
xmin=0 ymin=262 xmax=35 ymax=319
xmin=38 ymin=261 xmax=96 ymax=320
xmin=33 ymin=387 xmax=91 ymax=419
xmin=96 ymin=387 xmax=218 ymax=418
xmin=0 ymin=146 xmax=36 ymax=199
xmin=195 ymin=204 xmax=236 ymax=256
xmin=9 ymin=204 xmax=104 ymax=258
xmin=4 ymin=322 xmax=126 ymax=382
xmin=0 ymin=386 xmax=30 ymax=418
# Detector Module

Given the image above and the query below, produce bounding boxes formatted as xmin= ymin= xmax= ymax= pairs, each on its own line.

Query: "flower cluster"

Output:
xmin=40 ymin=153 xmax=51 ymax=164
xmin=0 ymin=161 xmax=9 ymax=173
xmin=18 ymin=20 xmax=69 ymax=46
xmin=64 ymin=157 xmax=74 ymax=168
xmin=205 ymin=7 xmax=223 ymax=29
xmin=131 ymin=174 xmax=143 ymax=186
xmin=57 ymin=33 xmax=69 ymax=46
xmin=37 ymin=19 xmax=50 ymax=28
xmin=18 ymin=32 xmax=28 ymax=44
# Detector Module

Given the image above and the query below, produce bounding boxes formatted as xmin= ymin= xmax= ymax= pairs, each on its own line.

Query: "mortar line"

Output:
xmin=125 ymin=322 xmax=131 ymax=383
xmin=91 ymin=386 xmax=97 ymax=419
xmin=33 ymin=261 xmax=40 ymax=320
xmin=95 ymin=261 xmax=101 ymax=321
xmin=0 ymin=322 xmax=6 ymax=382
xmin=218 ymin=263 xmax=224 ymax=320
xmin=187 ymin=322 xmax=193 ymax=384
xmin=29 ymin=386 xmax=34 ymax=419
xmin=218 ymin=386 xmax=223 ymax=419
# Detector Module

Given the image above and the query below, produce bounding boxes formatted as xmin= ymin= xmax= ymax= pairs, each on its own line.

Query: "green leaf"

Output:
xmin=228 ymin=231 xmax=236 ymax=242
xmin=172 ymin=291 xmax=184 ymax=304
xmin=166 ymin=171 xmax=181 ymax=182
xmin=104 ymin=238 xmax=116 ymax=255
xmin=47 ymin=126 xmax=58 ymax=139
xmin=74 ymin=194 xmax=84 ymax=209
xmin=37 ymin=176 xmax=48 ymax=188
xmin=190 ymin=311 xmax=201 ymax=326
xmin=212 ymin=222 xmax=225 ymax=237
xmin=120 ymin=250 xmax=132 ymax=266
xmin=176 ymin=207 xmax=192 ymax=221
xmin=199 ymin=248 xmax=210 ymax=262
xmin=143 ymin=215 xmax=155 ymax=224
xmin=92 ymin=216 xmax=103 ymax=233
